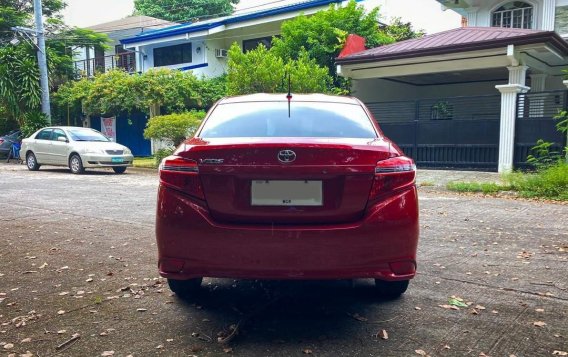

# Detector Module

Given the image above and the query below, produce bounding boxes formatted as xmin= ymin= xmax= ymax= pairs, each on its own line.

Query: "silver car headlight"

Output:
xmin=122 ymin=147 xmax=132 ymax=155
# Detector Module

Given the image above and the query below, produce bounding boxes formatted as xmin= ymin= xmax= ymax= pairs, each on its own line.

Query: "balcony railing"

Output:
xmin=73 ymin=52 xmax=137 ymax=78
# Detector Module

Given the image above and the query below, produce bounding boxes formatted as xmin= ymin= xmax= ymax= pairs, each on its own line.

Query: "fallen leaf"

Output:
xmin=552 ymin=351 xmax=568 ymax=356
xmin=101 ymin=351 xmax=115 ymax=356
xmin=414 ymin=306 xmax=421 ymax=310
xmin=415 ymin=350 xmax=427 ymax=356
xmin=21 ymin=338 xmax=31 ymax=343
xmin=377 ymin=329 xmax=388 ymax=340
xmin=448 ymin=298 xmax=468 ymax=308
xmin=439 ymin=304 xmax=460 ymax=311
xmin=137 ymin=308 xmax=147 ymax=312
xmin=444 ymin=345 xmax=450 ymax=350
xmin=57 ymin=310 xmax=65 ymax=315
xmin=302 ymin=349 xmax=313 ymax=354
xmin=57 ymin=330 xmax=67 ymax=334
xmin=535 ymin=308 xmax=544 ymax=312
xmin=223 ymin=347 xmax=233 ymax=353
xmin=3 ymin=343 xmax=14 ymax=349
xmin=533 ymin=321 xmax=547 ymax=327
xmin=475 ymin=305 xmax=486 ymax=310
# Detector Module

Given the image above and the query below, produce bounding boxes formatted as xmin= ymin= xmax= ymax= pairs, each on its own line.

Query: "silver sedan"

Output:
xmin=20 ymin=126 xmax=134 ymax=174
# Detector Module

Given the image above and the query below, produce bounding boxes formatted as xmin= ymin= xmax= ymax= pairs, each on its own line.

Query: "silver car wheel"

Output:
xmin=27 ymin=154 xmax=35 ymax=169
xmin=69 ymin=154 xmax=84 ymax=174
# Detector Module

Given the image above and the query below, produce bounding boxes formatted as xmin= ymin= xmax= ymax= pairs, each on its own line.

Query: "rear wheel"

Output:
xmin=375 ymin=279 xmax=409 ymax=298
xmin=168 ymin=278 xmax=203 ymax=299
xmin=26 ymin=152 xmax=40 ymax=171
xmin=69 ymin=154 xmax=84 ymax=174
xmin=112 ymin=166 xmax=127 ymax=174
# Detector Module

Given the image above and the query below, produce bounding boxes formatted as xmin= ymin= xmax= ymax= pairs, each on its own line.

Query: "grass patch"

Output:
xmin=447 ymin=182 xmax=508 ymax=194
xmin=505 ymin=162 xmax=568 ymax=200
xmin=419 ymin=181 xmax=435 ymax=187
xmin=133 ymin=157 xmax=157 ymax=169
xmin=447 ymin=162 xmax=568 ymax=201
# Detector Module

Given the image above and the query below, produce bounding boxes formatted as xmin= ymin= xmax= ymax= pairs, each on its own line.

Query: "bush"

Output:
xmin=154 ymin=147 xmax=175 ymax=167
xmin=143 ymin=111 xmax=206 ymax=147
xmin=20 ymin=111 xmax=49 ymax=138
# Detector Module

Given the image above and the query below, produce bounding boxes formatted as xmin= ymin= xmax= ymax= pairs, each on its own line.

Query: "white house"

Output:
xmin=74 ymin=16 xmax=177 ymax=77
xmin=119 ymin=0 xmax=347 ymax=78
xmin=337 ymin=0 xmax=568 ymax=172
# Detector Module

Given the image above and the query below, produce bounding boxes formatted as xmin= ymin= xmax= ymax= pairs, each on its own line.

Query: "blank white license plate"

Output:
xmin=251 ymin=180 xmax=323 ymax=206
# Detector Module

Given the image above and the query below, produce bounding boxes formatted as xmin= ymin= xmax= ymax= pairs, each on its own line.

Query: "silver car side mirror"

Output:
xmin=57 ymin=136 xmax=68 ymax=143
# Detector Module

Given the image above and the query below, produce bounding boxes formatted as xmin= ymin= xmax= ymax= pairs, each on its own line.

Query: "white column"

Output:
xmin=496 ymin=84 xmax=530 ymax=173
xmin=508 ymin=65 xmax=528 ymax=86
xmin=530 ymin=73 xmax=547 ymax=92
xmin=495 ymin=64 xmax=530 ymax=173
xmin=464 ymin=7 xmax=479 ymax=27
xmin=542 ymin=0 xmax=556 ymax=31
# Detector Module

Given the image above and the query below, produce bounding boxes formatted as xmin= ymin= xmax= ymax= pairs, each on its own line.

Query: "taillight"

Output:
xmin=159 ymin=156 xmax=205 ymax=200
xmin=369 ymin=156 xmax=416 ymax=200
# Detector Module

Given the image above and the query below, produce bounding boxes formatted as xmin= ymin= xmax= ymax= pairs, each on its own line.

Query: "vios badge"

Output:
xmin=278 ymin=150 xmax=296 ymax=163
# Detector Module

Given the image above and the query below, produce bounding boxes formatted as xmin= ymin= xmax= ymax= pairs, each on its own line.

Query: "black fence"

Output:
xmin=366 ymin=94 xmax=501 ymax=170
xmin=515 ymin=90 xmax=568 ymax=168
xmin=73 ymin=53 xmax=137 ymax=78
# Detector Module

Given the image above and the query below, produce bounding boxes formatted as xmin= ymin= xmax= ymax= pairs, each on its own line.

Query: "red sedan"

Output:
xmin=156 ymin=94 xmax=419 ymax=298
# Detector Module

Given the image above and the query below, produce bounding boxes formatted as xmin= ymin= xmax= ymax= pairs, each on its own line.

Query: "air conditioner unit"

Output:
xmin=215 ymin=49 xmax=228 ymax=58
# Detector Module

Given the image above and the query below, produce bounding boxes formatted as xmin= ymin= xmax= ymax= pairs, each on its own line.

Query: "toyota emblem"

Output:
xmin=278 ymin=150 xmax=296 ymax=163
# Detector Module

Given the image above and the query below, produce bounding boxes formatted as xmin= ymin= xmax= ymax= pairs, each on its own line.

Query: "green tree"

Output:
xmin=227 ymin=43 xmax=331 ymax=95
xmin=270 ymin=0 xmax=423 ymax=90
xmin=1 ymin=0 xmax=110 ymax=129
xmin=0 ymin=0 xmax=66 ymax=41
xmin=134 ymin=0 xmax=239 ymax=23
xmin=0 ymin=46 xmax=41 ymax=126
xmin=381 ymin=17 xmax=425 ymax=42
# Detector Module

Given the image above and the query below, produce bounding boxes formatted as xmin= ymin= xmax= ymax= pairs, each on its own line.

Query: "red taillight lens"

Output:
xmin=159 ymin=156 xmax=205 ymax=200
xmin=369 ymin=156 xmax=416 ymax=200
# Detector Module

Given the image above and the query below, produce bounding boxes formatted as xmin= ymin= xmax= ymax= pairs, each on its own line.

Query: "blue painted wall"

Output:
xmin=90 ymin=112 xmax=151 ymax=157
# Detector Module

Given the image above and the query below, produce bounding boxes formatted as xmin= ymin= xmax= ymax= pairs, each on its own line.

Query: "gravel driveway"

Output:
xmin=0 ymin=164 xmax=566 ymax=357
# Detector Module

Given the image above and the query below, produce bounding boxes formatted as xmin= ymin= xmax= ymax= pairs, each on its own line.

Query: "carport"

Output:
xmin=337 ymin=27 xmax=568 ymax=172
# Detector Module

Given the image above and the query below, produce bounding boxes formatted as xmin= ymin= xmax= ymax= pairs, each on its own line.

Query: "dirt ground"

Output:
xmin=0 ymin=164 xmax=566 ymax=357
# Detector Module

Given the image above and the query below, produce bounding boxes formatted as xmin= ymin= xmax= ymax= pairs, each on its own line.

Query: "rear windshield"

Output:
xmin=199 ymin=101 xmax=377 ymax=139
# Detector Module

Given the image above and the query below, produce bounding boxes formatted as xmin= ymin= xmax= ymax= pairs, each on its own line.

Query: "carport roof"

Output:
xmin=336 ymin=27 xmax=568 ymax=65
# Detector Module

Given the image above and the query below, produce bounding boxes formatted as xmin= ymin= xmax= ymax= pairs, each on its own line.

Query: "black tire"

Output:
xmin=69 ymin=154 xmax=84 ymax=174
xmin=26 ymin=152 xmax=40 ymax=171
xmin=375 ymin=279 xmax=409 ymax=298
xmin=168 ymin=278 xmax=203 ymax=299
xmin=112 ymin=166 xmax=127 ymax=174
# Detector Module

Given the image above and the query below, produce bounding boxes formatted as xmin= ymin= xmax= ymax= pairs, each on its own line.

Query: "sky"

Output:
xmin=61 ymin=0 xmax=462 ymax=34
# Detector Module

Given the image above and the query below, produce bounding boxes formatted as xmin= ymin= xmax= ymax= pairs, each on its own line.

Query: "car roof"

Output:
xmin=219 ymin=93 xmax=361 ymax=105
xmin=41 ymin=126 xmax=95 ymax=130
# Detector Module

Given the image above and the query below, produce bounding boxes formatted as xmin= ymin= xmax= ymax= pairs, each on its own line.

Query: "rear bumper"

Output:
xmin=156 ymin=186 xmax=419 ymax=281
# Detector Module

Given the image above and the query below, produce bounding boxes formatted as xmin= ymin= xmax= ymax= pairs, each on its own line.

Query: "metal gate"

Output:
xmin=515 ymin=90 xmax=568 ymax=168
xmin=366 ymin=94 xmax=501 ymax=170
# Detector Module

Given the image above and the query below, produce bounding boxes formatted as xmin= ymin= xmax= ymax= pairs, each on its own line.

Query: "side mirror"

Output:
xmin=57 ymin=136 xmax=68 ymax=143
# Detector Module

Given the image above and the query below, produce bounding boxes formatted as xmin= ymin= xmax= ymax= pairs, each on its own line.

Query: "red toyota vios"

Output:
xmin=156 ymin=94 xmax=419 ymax=298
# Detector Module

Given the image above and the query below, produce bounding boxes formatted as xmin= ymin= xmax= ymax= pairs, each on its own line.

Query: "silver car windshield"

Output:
xmin=67 ymin=128 xmax=110 ymax=142
xmin=199 ymin=101 xmax=378 ymax=139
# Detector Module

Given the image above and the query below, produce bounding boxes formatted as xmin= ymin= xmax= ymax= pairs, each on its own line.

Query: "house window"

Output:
xmin=243 ymin=36 xmax=274 ymax=52
xmin=154 ymin=43 xmax=192 ymax=67
xmin=492 ymin=2 xmax=533 ymax=29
